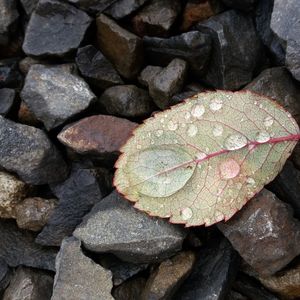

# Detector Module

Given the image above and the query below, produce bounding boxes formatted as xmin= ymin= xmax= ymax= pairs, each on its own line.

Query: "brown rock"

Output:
xmin=0 ymin=171 xmax=27 ymax=218
xmin=18 ymin=101 xmax=41 ymax=126
xmin=113 ymin=277 xmax=147 ymax=300
xmin=96 ymin=14 xmax=143 ymax=79
xmin=218 ymin=189 xmax=300 ymax=276
xmin=18 ymin=57 xmax=44 ymax=75
xmin=142 ymin=251 xmax=196 ymax=300
xmin=58 ymin=115 xmax=137 ymax=156
xmin=15 ymin=197 xmax=57 ymax=231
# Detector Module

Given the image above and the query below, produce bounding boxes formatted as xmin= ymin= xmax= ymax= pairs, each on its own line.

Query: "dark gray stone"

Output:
xmin=174 ymin=238 xmax=239 ymax=300
xmin=143 ymin=31 xmax=211 ymax=76
xmin=20 ymin=0 xmax=39 ymax=16
xmin=0 ymin=219 xmax=57 ymax=271
xmin=221 ymin=0 xmax=256 ymax=11
xmin=0 ymin=259 xmax=10 ymax=294
xmin=138 ymin=65 xmax=163 ymax=87
xmin=99 ymin=85 xmax=154 ymax=117
xmin=36 ymin=163 xmax=105 ymax=247
xmin=196 ymin=9 xmax=262 ymax=90
xmin=171 ymin=91 xmax=197 ymax=105
xmin=113 ymin=277 xmax=146 ymax=300
xmin=22 ymin=0 xmax=92 ymax=58
xmin=52 ymin=237 xmax=113 ymax=300
xmin=0 ymin=58 xmax=23 ymax=89
xmin=73 ymin=190 xmax=186 ymax=263
xmin=76 ymin=45 xmax=124 ymax=90
xmin=0 ymin=88 xmax=15 ymax=116
xmin=67 ymin=0 xmax=116 ymax=14
xmin=106 ymin=0 xmax=148 ymax=19
xmin=149 ymin=58 xmax=188 ymax=109
xmin=2 ymin=267 xmax=53 ymax=300
xmin=21 ymin=64 xmax=96 ymax=130
xmin=0 ymin=116 xmax=68 ymax=185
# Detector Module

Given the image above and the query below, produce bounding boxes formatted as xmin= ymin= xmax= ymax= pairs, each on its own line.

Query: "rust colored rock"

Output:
xmin=218 ymin=189 xmax=300 ymax=276
xmin=15 ymin=197 xmax=57 ymax=231
xmin=58 ymin=115 xmax=137 ymax=156
xmin=18 ymin=101 xmax=41 ymax=126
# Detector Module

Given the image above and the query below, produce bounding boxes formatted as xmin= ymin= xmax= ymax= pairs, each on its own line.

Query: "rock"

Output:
xmin=2 ymin=266 xmax=53 ymax=300
xmin=0 ymin=219 xmax=57 ymax=271
xmin=142 ymin=251 xmax=196 ymax=300
xmin=149 ymin=58 xmax=188 ymax=109
xmin=196 ymin=9 xmax=262 ymax=90
xmin=52 ymin=237 xmax=114 ymax=300
xmin=21 ymin=64 xmax=96 ymax=130
xmin=226 ymin=290 xmax=248 ymax=300
xmin=58 ymin=115 xmax=137 ymax=156
xmin=0 ymin=0 xmax=19 ymax=46
xmin=0 ymin=259 xmax=10 ymax=294
xmin=106 ymin=0 xmax=148 ymax=19
xmin=138 ymin=65 xmax=163 ymax=87
xmin=18 ymin=57 xmax=45 ymax=75
xmin=76 ymin=45 xmax=123 ymax=90
xmin=292 ymin=143 xmax=300 ymax=170
xmin=171 ymin=91 xmax=198 ymax=105
xmin=221 ymin=0 xmax=256 ymax=11
xmin=15 ymin=197 xmax=57 ymax=231
xmin=0 ymin=116 xmax=68 ymax=185
xmin=245 ymin=67 xmax=300 ymax=124
xmin=0 ymin=171 xmax=28 ymax=219
xmin=98 ymin=85 xmax=154 ymax=117
xmin=96 ymin=14 xmax=143 ymax=79
xmin=22 ymin=0 xmax=92 ymax=58
xmin=36 ymin=163 xmax=105 ymax=246
xmin=218 ymin=189 xmax=300 ymax=276
xmin=132 ymin=0 xmax=181 ymax=37
xmin=271 ymin=0 xmax=300 ymax=81
xmin=73 ymin=190 xmax=186 ymax=263
xmin=174 ymin=238 xmax=239 ymax=299
xmin=143 ymin=31 xmax=211 ymax=76
xmin=18 ymin=101 xmax=41 ymax=126
xmin=67 ymin=0 xmax=116 ymax=14
xmin=0 ymin=88 xmax=15 ymax=116
xmin=113 ymin=277 xmax=147 ymax=300
xmin=20 ymin=0 xmax=39 ymax=16
xmin=0 ymin=58 xmax=23 ymax=88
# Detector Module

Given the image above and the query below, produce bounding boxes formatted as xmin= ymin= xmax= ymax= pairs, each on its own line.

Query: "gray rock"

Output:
xmin=2 ymin=267 xmax=53 ymax=300
xmin=73 ymin=190 xmax=186 ymax=263
xmin=0 ymin=259 xmax=10 ymax=294
xmin=76 ymin=45 xmax=124 ymax=90
xmin=149 ymin=58 xmax=188 ymax=109
xmin=96 ymin=14 xmax=143 ymax=79
xmin=143 ymin=31 xmax=211 ymax=76
xmin=138 ymin=65 xmax=163 ymax=87
xmin=67 ymin=0 xmax=116 ymax=14
xmin=52 ymin=237 xmax=113 ymax=300
xmin=218 ymin=189 xmax=300 ymax=276
xmin=106 ymin=0 xmax=148 ymax=19
xmin=22 ymin=0 xmax=92 ymax=58
xmin=20 ymin=0 xmax=39 ymax=16
xmin=0 ymin=116 xmax=68 ymax=185
xmin=196 ymin=9 xmax=262 ymax=90
xmin=21 ymin=64 xmax=96 ymax=130
xmin=0 ymin=88 xmax=15 ymax=116
xmin=99 ymin=85 xmax=154 ymax=117
xmin=0 ymin=58 xmax=23 ymax=89
xmin=0 ymin=0 xmax=19 ymax=46
xmin=171 ymin=91 xmax=198 ymax=105
xmin=221 ymin=0 xmax=256 ymax=11
xmin=245 ymin=67 xmax=300 ymax=124
xmin=0 ymin=219 xmax=57 ymax=271
xmin=36 ymin=163 xmax=105 ymax=247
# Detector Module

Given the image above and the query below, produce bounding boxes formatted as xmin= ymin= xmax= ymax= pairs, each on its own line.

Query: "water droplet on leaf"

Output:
xmin=167 ymin=120 xmax=178 ymax=131
xmin=191 ymin=104 xmax=205 ymax=118
xmin=246 ymin=177 xmax=255 ymax=185
xmin=255 ymin=130 xmax=270 ymax=143
xmin=209 ymin=98 xmax=223 ymax=111
xmin=213 ymin=124 xmax=223 ymax=137
xmin=181 ymin=207 xmax=193 ymax=220
xmin=187 ymin=124 xmax=198 ymax=137
xmin=224 ymin=134 xmax=247 ymax=150
xmin=196 ymin=152 xmax=207 ymax=160
xmin=219 ymin=158 xmax=240 ymax=179
xmin=263 ymin=116 xmax=274 ymax=127
xmin=156 ymin=129 xmax=164 ymax=137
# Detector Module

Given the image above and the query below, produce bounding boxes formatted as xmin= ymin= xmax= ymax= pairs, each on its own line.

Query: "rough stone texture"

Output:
xmin=20 ymin=0 xmax=39 ymax=16
xmin=0 ymin=116 xmax=68 ymax=185
xmin=0 ymin=88 xmax=15 ymax=116
xmin=221 ymin=0 xmax=256 ymax=11
xmin=58 ymin=115 xmax=137 ymax=156
xmin=227 ymin=290 xmax=248 ymax=300
xmin=2 ymin=267 xmax=53 ymax=300
xmin=0 ymin=219 xmax=56 ymax=271
xmin=196 ymin=9 xmax=261 ymax=90
xmin=21 ymin=64 xmax=96 ymax=130
xmin=18 ymin=101 xmax=41 ymax=126
xmin=149 ymin=58 xmax=188 ymax=109
xmin=76 ymin=45 xmax=123 ymax=90
xmin=0 ymin=259 xmax=10 ymax=294
xmin=271 ymin=0 xmax=300 ymax=81
xmin=0 ymin=171 xmax=27 ymax=219
xmin=99 ymin=85 xmax=154 ymax=117
xmin=218 ymin=189 xmax=300 ymax=276
xmin=174 ymin=238 xmax=239 ymax=299
xmin=106 ymin=0 xmax=148 ymax=19
xmin=245 ymin=67 xmax=300 ymax=124
xmin=142 ymin=251 xmax=196 ymax=300
xmin=22 ymin=0 xmax=92 ymax=58
xmin=35 ymin=163 xmax=105 ymax=247
xmin=15 ymin=197 xmax=57 ymax=232
xmin=96 ymin=14 xmax=143 ymax=79
xmin=18 ymin=57 xmax=44 ymax=75
xmin=67 ymin=0 xmax=116 ymax=14
xmin=0 ymin=0 xmax=19 ymax=46
xmin=0 ymin=58 xmax=23 ymax=89
xmin=52 ymin=237 xmax=114 ymax=300
xmin=113 ymin=277 xmax=147 ymax=300
xmin=144 ymin=31 xmax=211 ymax=76
xmin=138 ymin=65 xmax=163 ymax=87
xmin=74 ymin=190 xmax=186 ymax=263
xmin=132 ymin=0 xmax=181 ymax=37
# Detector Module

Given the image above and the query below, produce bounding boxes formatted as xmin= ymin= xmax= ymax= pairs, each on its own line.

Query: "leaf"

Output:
xmin=113 ymin=91 xmax=300 ymax=227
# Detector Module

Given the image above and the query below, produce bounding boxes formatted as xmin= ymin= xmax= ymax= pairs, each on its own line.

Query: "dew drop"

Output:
xmin=209 ymin=98 xmax=223 ymax=111
xmin=255 ymin=130 xmax=270 ymax=143
xmin=137 ymin=144 xmax=142 ymax=149
xmin=212 ymin=124 xmax=223 ymax=137
xmin=259 ymin=103 xmax=263 ymax=109
xmin=224 ymin=134 xmax=247 ymax=150
xmin=246 ymin=177 xmax=255 ymax=185
xmin=263 ymin=116 xmax=274 ymax=127
xmin=167 ymin=120 xmax=178 ymax=131
xmin=187 ymin=124 xmax=198 ymax=137
xmin=155 ymin=129 xmax=164 ymax=137
xmin=219 ymin=158 xmax=240 ymax=179
xmin=191 ymin=104 xmax=205 ymax=118
xmin=185 ymin=112 xmax=191 ymax=120
xmin=181 ymin=207 xmax=193 ymax=220
xmin=196 ymin=152 xmax=207 ymax=160
xmin=163 ymin=177 xmax=172 ymax=184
